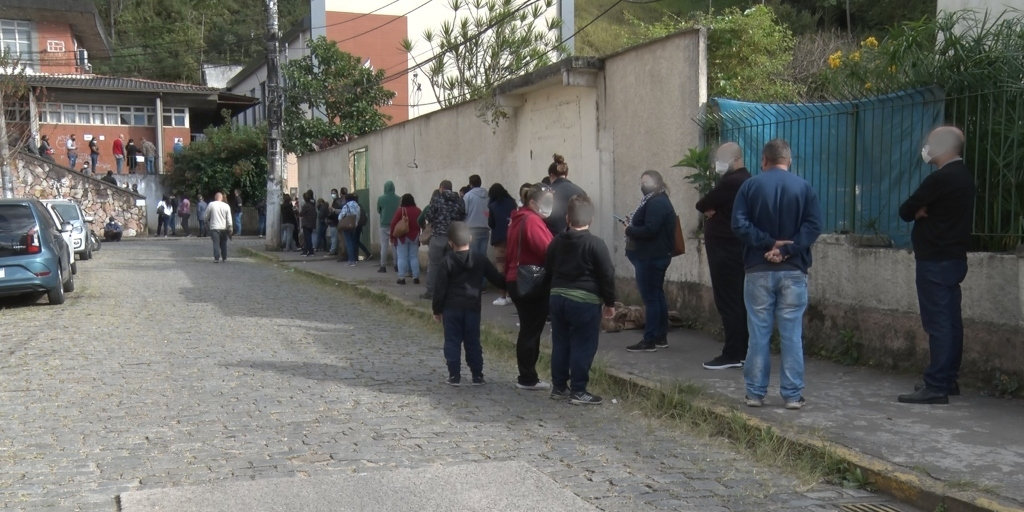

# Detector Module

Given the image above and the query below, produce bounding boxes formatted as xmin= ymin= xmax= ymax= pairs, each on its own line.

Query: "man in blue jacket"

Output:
xmin=732 ymin=139 xmax=822 ymax=411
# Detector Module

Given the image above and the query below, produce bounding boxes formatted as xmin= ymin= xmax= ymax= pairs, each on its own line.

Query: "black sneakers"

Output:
xmin=703 ymin=356 xmax=744 ymax=370
xmin=550 ymin=388 xmax=570 ymax=400
xmin=472 ymin=375 xmax=485 ymax=386
xmin=655 ymin=338 xmax=669 ymax=349
xmin=397 ymin=279 xmax=406 ymax=285
xmin=446 ymin=375 xmax=461 ymax=387
xmin=569 ymin=391 xmax=603 ymax=405
xmin=626 ymin=340 xmax=657 ymax=352
xmin=413 ymin=278 xmax=421 ymax=285
xmin=915 ymin=382 xmax=960 ymax=396
xmin=378 ymin=266 xmax=387 ymax=273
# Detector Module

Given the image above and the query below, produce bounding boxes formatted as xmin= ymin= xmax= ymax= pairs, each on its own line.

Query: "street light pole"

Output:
xmin=265 ymin=0 xmax=284 ymax=250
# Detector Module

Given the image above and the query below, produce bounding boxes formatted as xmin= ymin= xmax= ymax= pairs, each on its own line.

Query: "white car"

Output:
xmin=42 ymin=204 xmax=77 ymax=276
xmin=42 ymin=200 xmax=93 ymax=261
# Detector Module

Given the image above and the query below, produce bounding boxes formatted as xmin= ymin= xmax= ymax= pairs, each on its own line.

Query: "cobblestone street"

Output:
xmin=1 ymin=240 xmax=900 ymax=511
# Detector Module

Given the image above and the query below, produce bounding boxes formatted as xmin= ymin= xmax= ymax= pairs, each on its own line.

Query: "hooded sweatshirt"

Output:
xmin=505 ymin=207 xmax=553 ymax=283
xmin=377 ymin=181 xmax=400 ymax=228
xmin=432 ymin=249 xmax=507 ymax=314
xmin=426 ymin=190 xmax=466 ymax=237
xmin=463 ymin=186 xmax=489 ymax=229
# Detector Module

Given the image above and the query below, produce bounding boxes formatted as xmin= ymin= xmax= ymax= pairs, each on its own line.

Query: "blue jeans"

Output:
xmin=115 ymin=155 xmax=123 ymax=174
xmin=145 ymin=156 xmax=154 ymax=174
xmin=396 ymin=239 xmax=420 ymax=278
xmin=343 ymin=229 xmax=358 ymax=262
xmin=259 ymin=213 xmax=267 ymax=237
xmin=329 ymin=226 xmax=339 ymax=253
xmin=198 ymin=219 xmax=206 ymax=237
xmin=282 ymin=224 xmax=296 ymax=251
xmin=628 ymin=254 xmax=671 ymax=343
xmin=916 ymin=260 xmax=968 ymax=393
xmin=549 ymin=295 xmax=602 ymax=393
xmin=743 ymin=271 xmax=809 ymax=402
xmin=169 ymin=214 xmax=177 ymax=234
xmin=233 ymin=212 xmax=242 ymax=235
xmin=90 ymin=153 xmax=98 ymax=171
xmin=68 ymin=153 xmax=77 ymax=169
xmin=443 ymin=308 xmax=483 ymax=377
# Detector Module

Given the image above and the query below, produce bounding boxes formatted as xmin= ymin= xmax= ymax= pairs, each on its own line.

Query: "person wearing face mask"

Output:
xmin=623 ymin=171 xmax=678 ymax=353
xmin=327 ymin=188 xmax=343 ymax=255
xmin=506 ymin=184 xmax=556 ymax=391
xmin=544 ymin=154 xmax=588 ymax=236
xmin=897 ymin=126 xmax=975 ymax=405
xmin=695 ymin=142 xmax=752 ymax=370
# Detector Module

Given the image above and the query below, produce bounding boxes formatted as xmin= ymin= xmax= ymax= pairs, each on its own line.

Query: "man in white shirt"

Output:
xmin=204 ymin=192 xmax=234 ymax=263
xmin=66 ymin=134 xmax=78 ymax=169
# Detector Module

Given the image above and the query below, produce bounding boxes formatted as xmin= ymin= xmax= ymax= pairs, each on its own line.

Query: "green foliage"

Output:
xmin=403 ymin=0 xmax=568 ymax=111
xmin=673 ymin=146 xmax=716 ymax=197
xmin=992 ymin=371 xmax=1020 ymax=399
xmin=166 ymin=121 xmax=267 ymax=204
xmin=838 ymin=466 xmax=876 ymax=491
xmin=817 ymin=329 xmax=862 ymax=366
xmin=282 ymin=36 xmax=396 ymax=156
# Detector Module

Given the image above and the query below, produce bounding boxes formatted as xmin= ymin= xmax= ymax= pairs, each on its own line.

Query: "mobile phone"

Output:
xmin=612 ymin=213 xmax=627 ymax=225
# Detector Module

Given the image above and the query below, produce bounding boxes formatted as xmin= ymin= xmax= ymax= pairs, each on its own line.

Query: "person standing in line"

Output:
xmin=112 ymin=134 xmax=125 ymax=174
xmin=897 ymin=127 xmax=975 ymax=405
xmin=156 ymin=195 xmax=170 ymax=237
xmin=66 ymin=134 xmax=78 ymax=169
xmin=391 ymin=193 xmax=422 ymax=285
xmin=178 ymin=194 xmax=192 ymax=237
xmin=696 ymin=142 xmax=752 ymax=370
xmin=141 ymin=138 xmax=157 ymax=175
xmin=126 ymin=138 xmax=139 ymax=174
xmin=316 ymin=197 xmax=329 ymax=251
xmin=280 ymin=194 xmax=299 ymax=252
xmin=88 ymin=137 xmax=100 ymax=174
xmin=299 ymin=190 xmax=318 ymax=257
xmin=39 ymin=135 xmax=55 ymax=162
xmin=623 ymin=171 xmax=678 ymax=353
xmin=732 ymin=139 xmax=822 ymax=410
xmin=463 ymin=174 xmax=491 ymax=281
xmin=544 ymin=154 xmax=588 ymax=236
xmin=422 ymin=181 xmax=467 ymax=299
xmin=546 ymin=195 xmax=616 ymax=405
xmin=327 ymin=188 xmax=343 ymax=255
xmin=197 ymin=195 xmax=209 ymax=237
xmin=376 ymin=181 xmax=400 ymax=272
xmin=352 ymin=195 xmax=373 ymax=261
xmin=339 ymin=194 xmax=362 ymax=266
xmin=231 ymin=189 xmax=243 ymax=235
xmin=256 ymin=196 xmax=267 ymax=238
xmin=432 ymin=222 xmax=507 ymax=386
xmin=205 ymin=192 xmax=234 ymax=263
xmin=487 ymin=183 xmax=518 ymax=306
xmin=506 ymin=184 xmax=556 ymax=391
xmin=168 ymin=194 xmax=179 ymax=236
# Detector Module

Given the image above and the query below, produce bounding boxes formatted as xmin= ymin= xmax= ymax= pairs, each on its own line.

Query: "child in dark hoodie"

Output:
xmin=433 ymin=222 xmax=507 ymax=386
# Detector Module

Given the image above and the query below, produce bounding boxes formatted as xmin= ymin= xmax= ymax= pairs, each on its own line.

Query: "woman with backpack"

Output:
xmin=299 ymin=190 xmax=317 ymax=256
xmin=338 ymin=194 xmax=362 ymax=266
xmin=390 ymin=193 xmax=422 ymax=285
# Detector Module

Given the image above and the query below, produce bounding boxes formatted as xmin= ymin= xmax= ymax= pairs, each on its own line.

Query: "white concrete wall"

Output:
xmin=938 ymin=0 xmax=1020 ymax=16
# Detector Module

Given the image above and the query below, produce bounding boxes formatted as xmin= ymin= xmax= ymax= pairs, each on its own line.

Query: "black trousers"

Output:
xmin=706 ymin=237 xmax=748 ymax=361
xmin=509 ymin=281 xmax=549 ymax=386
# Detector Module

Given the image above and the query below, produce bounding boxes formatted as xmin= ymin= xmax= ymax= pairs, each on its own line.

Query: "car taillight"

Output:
xmin=26 ymin=227 xmax=41 ymax=254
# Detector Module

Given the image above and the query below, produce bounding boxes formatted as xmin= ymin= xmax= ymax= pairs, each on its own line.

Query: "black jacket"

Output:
xmin=281 ymin=203 xmax=298 ymax=225
xmin=544 ymin=177 xmax=587 ymax=236
xmin=695 ymin=168 xmax=751 ymax=242
xmin=432 ymin=250 xmax=507 ymax=314
xmin=625 ymin=192 xmax=677 ymax=259
xmin=299 ymin=200 xmax=317 ymax=229
xmin=899 ymin=159 xmax=975 ymax=261
xmin=545 ymin=229 xmax=616 ymax=307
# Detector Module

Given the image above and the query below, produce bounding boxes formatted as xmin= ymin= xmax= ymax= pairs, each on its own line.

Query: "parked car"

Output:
xmin=42 ymin=205 xmax=77 ymax=276
xmin=0 ymin=199 xmax=75 ymax=305
xmin=42 ymin=199 xmax=92 ymax=261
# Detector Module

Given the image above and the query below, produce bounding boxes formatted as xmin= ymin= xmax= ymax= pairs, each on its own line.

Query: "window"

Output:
xmin=46 ymin=40 xmax=64 ymax=52
xmin=162 ymin=107 xmax=188 ymax=127
xmin=38 ymin=102 xmax=171 ymax=126
xmin=0 ymin=20 xmax=32 ymax=60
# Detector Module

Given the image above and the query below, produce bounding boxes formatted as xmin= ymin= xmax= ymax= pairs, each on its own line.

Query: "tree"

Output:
xmin=281 ymin=36 xmax=396 ymax=155
xmin=402 ymin=0 xmax=567 ymax=110
xmin=166 ymin=121 xmax=267 ymax=204
xmin=1 ymin=52 xmax=39 ymax=198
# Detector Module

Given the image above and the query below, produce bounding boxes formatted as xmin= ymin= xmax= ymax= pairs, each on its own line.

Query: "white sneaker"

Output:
xmin=517 ymin=381 xmax=551 ymax=391
xmin=493 ymin=297 xmax=511 ymax=306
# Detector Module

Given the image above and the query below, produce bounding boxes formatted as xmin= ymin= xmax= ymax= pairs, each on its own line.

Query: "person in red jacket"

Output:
xmin=390 ymin=193 xmax=422 ymax=285
xmin=506 ymin=183 xmax=555 ymax=391
xmin=112 ymin=134 xmax=125 ymax=174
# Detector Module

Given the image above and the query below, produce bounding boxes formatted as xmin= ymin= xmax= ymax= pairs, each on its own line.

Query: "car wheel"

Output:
xmin=71 ymin=260 xmax=78 ymax=275
xmin=82 ymin=246 xmax=92 ymax=260
xmin=48 ymin=267 xmax=66 ymax=305
xmin=63 ymin=270 xmax=75 ymax=293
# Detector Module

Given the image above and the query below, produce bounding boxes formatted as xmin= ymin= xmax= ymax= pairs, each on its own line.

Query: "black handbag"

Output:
xmin=514 ymin=220 xmax=547 ymax=298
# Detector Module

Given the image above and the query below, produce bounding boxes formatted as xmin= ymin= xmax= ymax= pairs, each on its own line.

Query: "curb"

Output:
xmin=240 ymin=248 xmax=1024 ymax=512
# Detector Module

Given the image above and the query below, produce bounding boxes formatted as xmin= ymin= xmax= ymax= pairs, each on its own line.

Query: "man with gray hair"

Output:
xmin=897 ymin=126 xmax=975 ymax=405
xmin=205 ymin=192 xmax=234 ymax=263
xmin=732 ymin=139 xmax=822 ymax=411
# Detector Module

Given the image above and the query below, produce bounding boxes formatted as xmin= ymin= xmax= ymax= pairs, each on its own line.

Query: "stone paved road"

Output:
xmin=0 ymin=239 xmax=908 ymax=512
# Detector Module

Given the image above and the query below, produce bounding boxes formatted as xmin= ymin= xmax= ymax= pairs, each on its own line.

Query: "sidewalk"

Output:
xmin=244 ymin=249 xmax=1024 ymax=511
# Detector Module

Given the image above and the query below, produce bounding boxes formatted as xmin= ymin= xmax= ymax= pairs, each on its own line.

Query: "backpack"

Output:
xmin=357 ymin=206 xmax=368 ymax=228
xmin=157 ymin=204 xmax=166 ymax=216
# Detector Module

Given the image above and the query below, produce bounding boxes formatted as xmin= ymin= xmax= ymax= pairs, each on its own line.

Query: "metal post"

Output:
xmin=265 ymin=0 xmax=284 ymax=250
xmin=560 ymin=0 xmax=575 ymax=54
xmin=155 ymin=95 xmax=164 ymax=175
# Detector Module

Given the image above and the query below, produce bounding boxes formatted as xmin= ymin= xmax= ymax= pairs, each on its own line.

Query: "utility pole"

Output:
xmin=559 ymin=0 xmax=575 ymax=54
xmin=265 ymin=0 xmax=284 ymax=250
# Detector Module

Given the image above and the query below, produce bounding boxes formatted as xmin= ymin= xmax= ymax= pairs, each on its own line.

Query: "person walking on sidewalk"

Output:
xmin=299 ymin=190 xmax=318 ymax=257
xmin=546 ymin=196 xmax=616 ymax=405
xmin=463 ymin=175 xmax=491 ymax=277
xmin=178 ymin=194 xmax=192 ymax=236
xmin=487 ymin=183 xmax=518 ymax=306
xmin=696 ymin=142 xmax=752 ymax=370
xmin=377 ymin=181 xmax=400 ymax=272
xmin=507 ymin=184 xmax=556 ymax=391
xmin=205 ymin=192 xmax=234 ymax=263
xmin=544 ymin=154 xmax=587 ymax=236
xmin=897 ymin=127 xmax=975 ymax=405
xmin=623 ymin=171 xmax=678 ymax=353
xmin=339 ymin=194 xmax=362 ymax=266
xmin=197 ymin=196 xmax=209 ymax=237
xmin=732 ymin=139 xmax=822 ymax=410
xmin=112 ymin=134 xmax=125 ymax=174
xmin=280 ymin=194 xmax=299 ymax=252
xmin=423 ymin=181 xmax=467 ymax=299
xmin=391 ymin=194 xmax=422 ymax=285
xmin=432 ymin=222 xmax=507 ymax=386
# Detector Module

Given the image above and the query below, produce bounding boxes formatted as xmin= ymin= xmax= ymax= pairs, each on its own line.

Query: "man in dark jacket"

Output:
xmin=423 ymin=180 xmax=467 ymax=299
xmin=896 ymin=126 xmax=975 ymax=405
xmin=327 ymin=188 xmax=343 ymax=255
xmin=732 ymin=139 xmax=822 ymax=410
xmin=545 ymin=155 xmax=587 ymax=236
xmin=432 ymin=222 xmax=506 ymax=386
xmin=546 ymin=196 xmax=616 ymax=405
xmin=696 ymin=142 xmax=751 ymax=370
xmin=100 ymin=171 xmax=119 ymax=187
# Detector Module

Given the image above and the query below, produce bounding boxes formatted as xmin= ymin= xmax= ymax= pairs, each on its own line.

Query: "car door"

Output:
xmin=43 ymin=206 xmax=73 ymax=273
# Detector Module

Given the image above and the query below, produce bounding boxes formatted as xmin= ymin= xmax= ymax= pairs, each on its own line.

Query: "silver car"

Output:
xmin=42 ymin=200 xmax=93 ymax=261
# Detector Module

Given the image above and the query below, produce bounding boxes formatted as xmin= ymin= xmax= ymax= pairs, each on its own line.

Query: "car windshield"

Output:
xmin=0 ymin=204 xmax=36 ymax=258
xmin=51 ymin=203 xmax=82 ymax=222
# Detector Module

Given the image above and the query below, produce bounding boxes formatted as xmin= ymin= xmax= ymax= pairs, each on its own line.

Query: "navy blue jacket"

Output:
xmin=487 ymin=195 xmax=517 ymax=246
xmin=625 ymin=192 xmax=677 ymax=260
xmin=731 ymin=168 xmax=822 ymax=273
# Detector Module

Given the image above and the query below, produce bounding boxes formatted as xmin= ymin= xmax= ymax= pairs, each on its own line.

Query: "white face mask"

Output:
xmin=921 ymin=145 xmax=932 ymax=164
xmin=714 ymin=161 xmax=730 ymax=174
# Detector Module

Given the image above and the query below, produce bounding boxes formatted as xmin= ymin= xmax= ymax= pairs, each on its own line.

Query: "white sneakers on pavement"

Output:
xmin=516 ymin=381 xmax=551 ymax=391
xmin=492 ymin=296 xmax=512 ymax=306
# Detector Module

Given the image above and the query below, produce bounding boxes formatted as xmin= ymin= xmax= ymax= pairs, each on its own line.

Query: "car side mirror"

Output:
xmin=84 ymin=216 xmax=94 ymax=223
xmin=60 ymin=222 xmax=73 ymax=233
